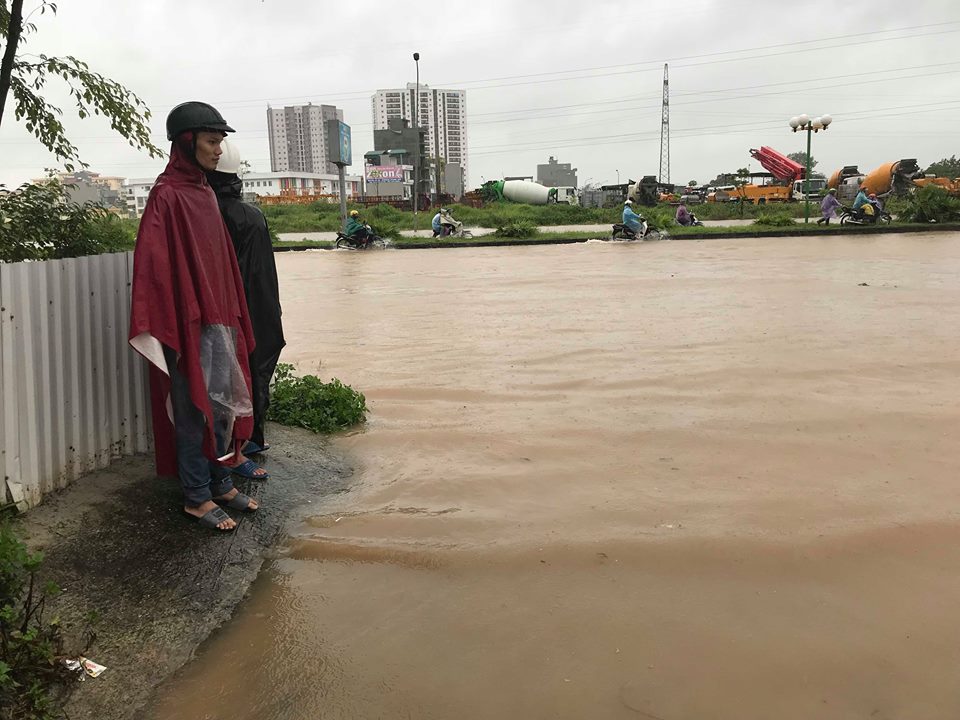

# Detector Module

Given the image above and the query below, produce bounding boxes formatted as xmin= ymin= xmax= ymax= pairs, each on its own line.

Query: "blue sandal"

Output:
xmin=183 ymin=506 xmax=234 ymax=531
xmin=231 ymin=459 xmax=269 ymax=480
xmin=214 ymin=491 xmax=259 ymax=513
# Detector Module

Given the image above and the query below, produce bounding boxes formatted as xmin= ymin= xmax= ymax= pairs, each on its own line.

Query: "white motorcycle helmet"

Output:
xmin=217 ymin=137 xmax=242 ymax=175
xmin=624 ymin=199 xmax=633 ymax=205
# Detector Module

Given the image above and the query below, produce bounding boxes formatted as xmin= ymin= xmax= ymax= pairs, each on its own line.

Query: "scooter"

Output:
xmin=838 ymin=204 xmax=891 ymax=226
xmin=611 ymin=216 xmax=655 ymax=240
xmin=335 ymin=224 xmax=387 ymax=250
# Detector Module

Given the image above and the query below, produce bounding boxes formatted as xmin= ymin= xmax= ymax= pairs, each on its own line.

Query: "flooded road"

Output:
xmin=150 ymin=233 xmax=960 ymax=719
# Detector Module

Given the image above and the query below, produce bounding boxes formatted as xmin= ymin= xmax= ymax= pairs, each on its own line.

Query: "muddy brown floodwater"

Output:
xmin=149 ymin=234 xmax=960 ymax=720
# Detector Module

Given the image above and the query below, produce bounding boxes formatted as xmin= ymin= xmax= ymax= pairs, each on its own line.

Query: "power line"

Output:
xmin=7 ymin=58 xmax=960 ymax=148
xmin=420 ymin=28 xmax=960 ymax=95
xmin=466 ymin=58 xmax=960 ymax=121
xmin=436 ymin=20 xmax=960 ymax=88
xmin=150 ymin=21 xmax=960 ymax=112
xmin=469 ymin=101 xmax=960 ymax=156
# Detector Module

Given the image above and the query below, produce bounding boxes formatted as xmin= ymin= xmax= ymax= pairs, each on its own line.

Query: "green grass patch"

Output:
xmin=684 ymin=202 xmax=812 ymax=220
xmin=493 ymin=220 xmax=539 ymax=238
xmin=752 ymin=209 xmax=797 ymax=227
xmin=268 ymin=363 xmax=367 ymax=433
xmin=273 ymin=239 xmax=334 ymax=250
xmin=262 ymin=200 xmax=625 ymax=234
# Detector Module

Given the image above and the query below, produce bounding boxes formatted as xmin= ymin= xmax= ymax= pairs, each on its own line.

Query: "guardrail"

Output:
xmin=0 ymin=252 xmax=151 ymax=511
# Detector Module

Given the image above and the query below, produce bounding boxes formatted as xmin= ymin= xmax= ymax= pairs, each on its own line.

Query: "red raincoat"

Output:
xmin=129 ymin=140 xmax=255 ymax=476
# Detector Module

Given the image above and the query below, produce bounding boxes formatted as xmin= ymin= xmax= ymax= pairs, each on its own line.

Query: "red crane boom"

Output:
xmin=749 ymin=146 xmax=805 ymax=182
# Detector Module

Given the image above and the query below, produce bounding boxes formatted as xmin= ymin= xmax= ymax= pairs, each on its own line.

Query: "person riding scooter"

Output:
xmin=344 ymin=209 xmax=372 ymax=246
xmin=852 ymin=184 xmax=872 ymax=221
xmin=622 ymin=199 xmax=643 ymax=237
xmin=432 ymin=207 xmax=458 ymax=237
xmin=675 ymin=203 xmax=702 ymax=227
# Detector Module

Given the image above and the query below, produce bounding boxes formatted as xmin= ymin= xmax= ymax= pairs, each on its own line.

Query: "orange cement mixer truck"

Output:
xmin=828 ymin=159 xmax=922 ymax=200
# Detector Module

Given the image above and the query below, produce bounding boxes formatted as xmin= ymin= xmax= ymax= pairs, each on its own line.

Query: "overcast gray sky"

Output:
xmin=2 ymin=0 xmax=959 ymax=189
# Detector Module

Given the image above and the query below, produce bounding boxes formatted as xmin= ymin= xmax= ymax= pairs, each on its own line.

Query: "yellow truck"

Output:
xmin=708 ymin=173 xmax=790 ymax=204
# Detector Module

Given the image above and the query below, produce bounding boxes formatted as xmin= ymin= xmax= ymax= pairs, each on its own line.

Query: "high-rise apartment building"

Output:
xmin=371 ymin=84 xmax=467 ymax=193
xmin=267 ymin=103 xmax=343 ymax=174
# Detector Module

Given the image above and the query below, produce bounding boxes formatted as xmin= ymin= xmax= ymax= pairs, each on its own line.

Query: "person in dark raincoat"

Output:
xmin=129 ymin=101 xmax=260 ymax=531
xmin=206 ymin=138 xmax=285 ymax=475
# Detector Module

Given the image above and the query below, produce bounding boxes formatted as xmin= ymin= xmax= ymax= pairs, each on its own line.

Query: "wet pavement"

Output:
xmin=15 ymin=422 xmax=351 ymax=720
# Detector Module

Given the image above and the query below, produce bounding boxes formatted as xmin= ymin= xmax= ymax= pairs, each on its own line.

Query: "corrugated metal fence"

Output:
xmin=0 ymin=252 xmax=151 ymax=511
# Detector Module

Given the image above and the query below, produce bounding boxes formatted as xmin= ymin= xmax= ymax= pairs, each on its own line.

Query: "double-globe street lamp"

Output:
xmin=789 ymin=113 xmax=832 ymax=223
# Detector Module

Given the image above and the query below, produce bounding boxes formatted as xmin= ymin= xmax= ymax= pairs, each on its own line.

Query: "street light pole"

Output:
xmin=616 ymin=169 xmax=620 ymax=186
xmin=413 ymin=52 xmax=420 ymax=235
xmin=789 ymin=113 xmax=832 ymax=224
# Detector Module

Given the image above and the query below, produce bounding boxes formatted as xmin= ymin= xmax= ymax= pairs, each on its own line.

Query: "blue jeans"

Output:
xmin=164 ymin=346 xmax=234 ymax=506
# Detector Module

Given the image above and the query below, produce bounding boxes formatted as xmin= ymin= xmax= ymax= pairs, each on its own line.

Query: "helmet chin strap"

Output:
xmin=173 ymin=130 xmax=203 ymax=168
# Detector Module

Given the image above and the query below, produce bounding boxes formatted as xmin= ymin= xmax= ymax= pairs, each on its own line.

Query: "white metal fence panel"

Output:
xmin=0 ymin=252 xmax=151 ymax=511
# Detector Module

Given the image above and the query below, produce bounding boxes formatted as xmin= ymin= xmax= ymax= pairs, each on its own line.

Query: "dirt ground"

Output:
xmin=15 ymin=422 xmax=350 ymax=720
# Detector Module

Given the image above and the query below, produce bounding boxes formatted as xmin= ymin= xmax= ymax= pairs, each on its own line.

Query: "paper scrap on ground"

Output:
xmin=63 ymin=656 xmax=107 ymax=679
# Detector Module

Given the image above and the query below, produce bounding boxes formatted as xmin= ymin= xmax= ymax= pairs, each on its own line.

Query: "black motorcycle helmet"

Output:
xmin=165 ymin=101 xmax=235 ymax=140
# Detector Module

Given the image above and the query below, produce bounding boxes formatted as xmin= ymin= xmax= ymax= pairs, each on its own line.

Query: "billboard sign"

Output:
xmin=365 ymin=165 xmax=406 ymax=183
xmin=326 ymin=120 xmax=352 ymax=165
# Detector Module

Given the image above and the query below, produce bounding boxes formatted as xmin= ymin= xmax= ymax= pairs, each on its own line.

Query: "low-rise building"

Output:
xmin=443 ymin=161 xmax=463 ymax=200
xmin=363 ymin=150 xmax=413 ymax=200
xmin=242 ymin=171 xmax=362 ymax=203
xmin=372 ymin=117 xmax=430 ymax=199
xmin=123 ymin=178 xmax=155 ymax=218
xmin=34 ymin=171 xmax=126 ymax=212
xmin=536 ymin=156 xmax=578 ymax=188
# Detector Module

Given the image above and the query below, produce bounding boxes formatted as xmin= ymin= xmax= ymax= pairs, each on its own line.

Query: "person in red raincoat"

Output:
xmin=129 ymin=101 xmax=260 ymax=531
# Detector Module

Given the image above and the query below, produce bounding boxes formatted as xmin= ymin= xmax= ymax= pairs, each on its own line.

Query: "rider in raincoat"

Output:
xmin=622 ymin=199 xmax=642 ymax=234
xmin=818 ymin=188 xmax=841 ymax=225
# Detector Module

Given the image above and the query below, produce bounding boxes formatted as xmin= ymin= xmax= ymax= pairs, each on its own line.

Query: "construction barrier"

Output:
xmin=0 ymin=253 xmax=151 ymax=511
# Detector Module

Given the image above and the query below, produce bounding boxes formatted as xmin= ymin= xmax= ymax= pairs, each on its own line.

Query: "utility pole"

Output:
xmin=413 ymin=52 xmax=420 ymax=234
xmin=659 ymin=63 xmax=670 ymax=186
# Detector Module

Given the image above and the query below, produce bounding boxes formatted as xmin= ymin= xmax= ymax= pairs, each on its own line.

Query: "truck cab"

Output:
xmin=550 ymin=186 xmax=580 ymax=205
xmin=791 ymin=177 xmax=826 ymax=201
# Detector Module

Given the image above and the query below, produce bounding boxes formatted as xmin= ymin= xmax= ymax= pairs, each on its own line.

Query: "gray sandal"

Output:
xmin=184 ymin=506 xmax=234 ymax=531
xmin=214 ymin=492 xmax=258 ymax=513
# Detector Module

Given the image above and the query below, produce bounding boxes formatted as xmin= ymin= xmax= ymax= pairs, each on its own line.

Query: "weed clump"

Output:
xmin=753 ymin=209 xmax=796 ymax=227
xmin=0 ymin=522 xmax=93 ymax=720
xmin=887 ymin=185 xmax=960 ymax=223
xmin=493 ymin=220 xmax=539 ymax=238
xmin=268 ymin=363 xmax=367 ymax=433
